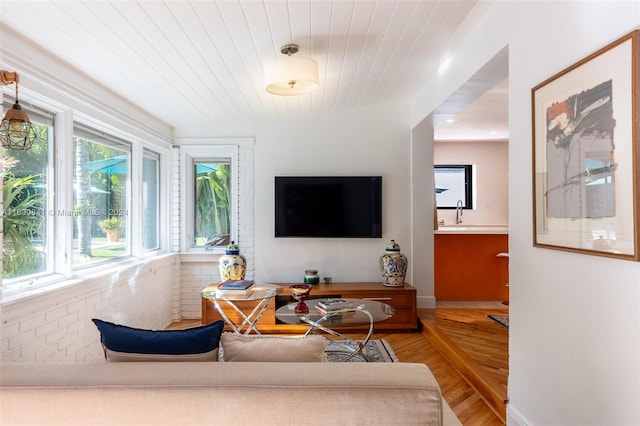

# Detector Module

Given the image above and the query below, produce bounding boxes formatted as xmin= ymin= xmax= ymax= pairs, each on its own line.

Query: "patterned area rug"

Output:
xmin=487 ymin=314 xmax=509 ymax=328
xmin=325 ymin=339 xmax=398 ymax=362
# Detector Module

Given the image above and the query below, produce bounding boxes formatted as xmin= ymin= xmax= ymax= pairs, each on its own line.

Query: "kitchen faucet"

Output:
xmin=456 ymin=200 xmax=463 ymax=224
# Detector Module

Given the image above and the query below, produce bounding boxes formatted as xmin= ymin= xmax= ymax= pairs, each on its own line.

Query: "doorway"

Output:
xmin=432 ymin=47 xmax=509 ymax=303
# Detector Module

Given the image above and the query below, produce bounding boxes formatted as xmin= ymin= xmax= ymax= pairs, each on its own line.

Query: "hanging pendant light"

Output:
xmin=0 ymin=70 xmax=37 ymax=151
xmin=264 ymin=44 xmax=319 ymax=96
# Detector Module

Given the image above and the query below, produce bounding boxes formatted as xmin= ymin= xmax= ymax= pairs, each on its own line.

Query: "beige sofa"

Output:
xmin=1 ymin=362 xmax=461 ymax=425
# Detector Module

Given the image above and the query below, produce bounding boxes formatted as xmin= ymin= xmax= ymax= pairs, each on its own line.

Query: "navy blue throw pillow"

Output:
xmin=92 ymin=319 xmax=224 ymax=355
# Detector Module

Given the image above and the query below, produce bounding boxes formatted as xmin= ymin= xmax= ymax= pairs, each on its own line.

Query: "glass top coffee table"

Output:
xmin=275 ymin=298 xmax=395 ymax=361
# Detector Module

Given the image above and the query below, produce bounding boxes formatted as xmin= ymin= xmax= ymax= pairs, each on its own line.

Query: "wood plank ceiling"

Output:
xmin=0 ymin=1 xmax=484 ymax=137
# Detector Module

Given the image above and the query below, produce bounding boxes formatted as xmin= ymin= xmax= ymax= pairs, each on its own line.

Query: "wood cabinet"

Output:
xmin=434 ymin=233 xmax=509 ymax=301
xmin=201 ymin=282 xmax=418 ymax=333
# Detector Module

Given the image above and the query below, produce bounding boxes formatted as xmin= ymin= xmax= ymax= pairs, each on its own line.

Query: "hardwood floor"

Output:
xmin=371 ymin=327 xmax=505 ymax=425
xmin=167 ymin=307 xmax=508 ymax=426
xmin=418 ymin=308 xmax=508 ymax=424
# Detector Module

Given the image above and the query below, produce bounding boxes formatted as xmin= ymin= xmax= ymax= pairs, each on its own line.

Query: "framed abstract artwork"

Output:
xmin=532 ymin=30 xmax=640 ymax=260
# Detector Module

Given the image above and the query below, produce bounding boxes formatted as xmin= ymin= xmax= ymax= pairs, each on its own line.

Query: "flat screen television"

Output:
xmin=275 ymin=176 xmax=382 ymax=238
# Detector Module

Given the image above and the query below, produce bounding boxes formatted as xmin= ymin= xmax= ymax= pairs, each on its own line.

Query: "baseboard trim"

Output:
xmin=417 ymin=295 xmax=436 ymax=309
xmin=506 ymin=405 xmax=532 ymax=426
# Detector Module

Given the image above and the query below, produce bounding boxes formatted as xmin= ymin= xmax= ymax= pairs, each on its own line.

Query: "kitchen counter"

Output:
xmin=435 ymin=225 xmax=508 ymax=234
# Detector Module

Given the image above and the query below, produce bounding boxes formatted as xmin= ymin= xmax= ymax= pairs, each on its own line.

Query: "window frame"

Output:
xmin=1 ymin=90 xmax=171 ymax=299
xmin=434 ymin=164 xmax=475 ymax=209
xmin=1 ymin=97 xmax=56 ymax=281
xmin=142 ymin=149 xmax=161 ymax=252
xmin=72 ymin=122 xmax=133 ymax=270
xmin=180 ymin=144 xmax=239 ymax=254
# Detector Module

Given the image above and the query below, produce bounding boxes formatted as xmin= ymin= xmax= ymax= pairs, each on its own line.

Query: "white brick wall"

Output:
xmin=237 ymin=142 xmax=255 ymax=278
xmin=179 ymin=261 xmax=220 ymax=318
xmin=1 ymin=254 xmax=180 ymax=363
xmin=171 ymin=146 xmax=182 ymax=253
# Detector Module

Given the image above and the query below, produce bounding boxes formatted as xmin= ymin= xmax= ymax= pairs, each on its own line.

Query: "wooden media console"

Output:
xmin=201 ymin=282 xmax=418 ymax=333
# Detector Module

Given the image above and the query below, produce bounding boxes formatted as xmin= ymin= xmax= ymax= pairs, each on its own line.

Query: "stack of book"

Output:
xmin=216 ymin=280 xmax=255 ymax=298
xmin=314 ymin=299 xmax=354 ymax=314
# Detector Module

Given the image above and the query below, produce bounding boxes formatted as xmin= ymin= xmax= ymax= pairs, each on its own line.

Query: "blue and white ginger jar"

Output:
xmin=218 ymin=241 xmax=247 ymax=281
xmin=379 ymin=239 xmax=407 ymax=287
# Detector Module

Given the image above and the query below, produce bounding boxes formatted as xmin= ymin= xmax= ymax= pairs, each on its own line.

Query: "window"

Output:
xmin=2 ymin=99 xmax=54 ymax=280
xmin=72 ymin=125 xmax=131 ymax=268
xmin=142 ymin=151 xmax=160 ymax=251
xmin=181 ymin=145 xmax=238 ymax=252
xmin=193 ymin=160 xmax=231 ymax=248
xmin=1 ymin=89 xmax=168 ymax=297
xmin=434 ymin=164 xmax=474 ymax=209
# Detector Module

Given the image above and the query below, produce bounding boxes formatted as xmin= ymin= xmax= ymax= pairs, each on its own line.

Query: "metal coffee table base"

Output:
xmin=213 ymin=296 xmax=273 ymax=335
xmin=301 ymin=306 xmax=375 ymax=362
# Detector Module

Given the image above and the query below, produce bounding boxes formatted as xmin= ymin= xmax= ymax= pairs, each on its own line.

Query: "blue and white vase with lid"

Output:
xmin=379 ymin=239 xmax=407 ymax=287
xmin=218 ymin=241 xmax=247 ymax=281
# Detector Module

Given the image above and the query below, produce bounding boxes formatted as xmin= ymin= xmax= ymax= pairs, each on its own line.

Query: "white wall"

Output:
xmin=251 ymin=103 xmax=416 ymax=290
xmin=411 ymin=118 xmax=437 ymax=308
xmin=434 ymin=141 xmax=508 ymax=226
xmin=412 ymin=1 xmax=640 ymax=424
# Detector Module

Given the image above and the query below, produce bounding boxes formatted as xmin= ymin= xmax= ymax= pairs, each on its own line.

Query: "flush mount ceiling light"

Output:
xmin=0 ymin=70 xmax=37 ymax=150
xmin=264 ymin=44 xmax=319 ymax=96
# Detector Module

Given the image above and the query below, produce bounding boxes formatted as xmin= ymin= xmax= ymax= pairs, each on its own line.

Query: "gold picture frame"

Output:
xmin=532 ymin=30 xmax=640 ymax=261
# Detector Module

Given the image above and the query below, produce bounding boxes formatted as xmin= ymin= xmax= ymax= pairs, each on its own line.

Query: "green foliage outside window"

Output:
xmin=2 ymin=170 xmax=45 ymax=278
xmin=195 ymin=163 xmax=231 ymax=246
xmin=2 ymin=122 xmax=48 ymax=279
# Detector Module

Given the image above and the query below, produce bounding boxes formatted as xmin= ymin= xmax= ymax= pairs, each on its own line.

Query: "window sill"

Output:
xmin=179 ymin=251 xmax=223 ymax=263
